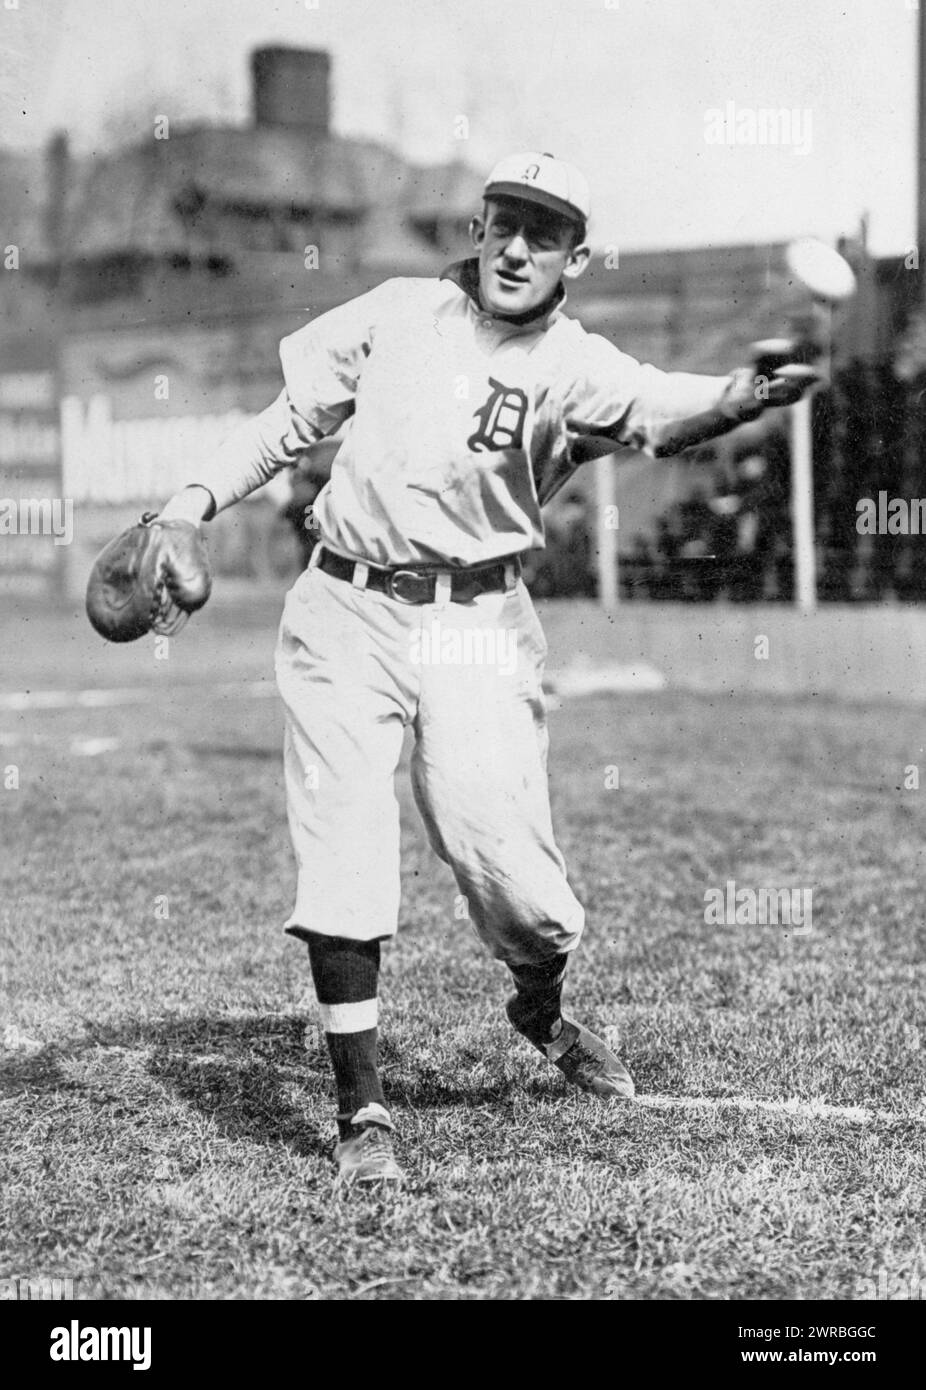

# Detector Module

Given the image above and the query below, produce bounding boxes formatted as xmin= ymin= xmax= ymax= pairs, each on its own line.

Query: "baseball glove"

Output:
xmin=85 ymin=512 xmax=212 ymax=642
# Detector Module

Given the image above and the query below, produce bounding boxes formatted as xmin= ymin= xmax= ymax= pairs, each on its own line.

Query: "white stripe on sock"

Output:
xmin=318 ymin=999 xmax=378 ymax=1034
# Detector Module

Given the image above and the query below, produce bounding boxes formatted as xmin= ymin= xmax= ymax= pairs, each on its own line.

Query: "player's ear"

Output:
xmin=470 ymin=213 xmax=486 ymax=248
xmin=562 ymin=242 xmax=591 ymax=280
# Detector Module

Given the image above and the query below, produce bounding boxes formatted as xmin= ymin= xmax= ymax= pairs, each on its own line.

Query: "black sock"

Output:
xmin=507 ymin=954 xmax=568 ymax=1047
xmin=304 ymin=932 xmax=386 ymax=1139
xmin=325 ymin=1031 xmax=384 ymax=1139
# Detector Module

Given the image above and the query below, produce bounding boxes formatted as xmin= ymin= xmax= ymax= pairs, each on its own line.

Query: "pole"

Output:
xmin=784 ymin=298 xmax=831 ymax=614
xmin=918 ymin=0 xmax=926 ymax=274
xmin=790 ymin=393 xmax=816 ymax=612
xmin=594 ymin=453 xmax=619 ymax=607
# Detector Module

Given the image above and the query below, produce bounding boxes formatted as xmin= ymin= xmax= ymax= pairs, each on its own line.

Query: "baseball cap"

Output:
xmin=484 ymin=151 xmax=590 ymax=227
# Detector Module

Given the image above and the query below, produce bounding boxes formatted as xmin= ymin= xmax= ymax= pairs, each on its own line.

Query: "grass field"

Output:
xmin=1 ymin=597 xmax=925 ymax=1301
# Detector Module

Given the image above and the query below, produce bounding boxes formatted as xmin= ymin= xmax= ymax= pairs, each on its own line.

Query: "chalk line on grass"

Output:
xmin=546 ymin=658 xmax=667 ymax=698
xmin=71 ymin=737 xmax=122 ymax=756
xmin=0 ymin=665 xmax=656 ymax=713
xmin=5 ymin=1031 xmax=920 ymax=1126
xmin=0 ymin=682 xmax=278 ymax=711
xmin=636 ymin=1093 xmax=925 ymax=1126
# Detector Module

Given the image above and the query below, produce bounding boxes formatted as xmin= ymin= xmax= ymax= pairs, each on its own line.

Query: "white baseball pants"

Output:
xmin=274 ymin=559 xmax=585 ymax=969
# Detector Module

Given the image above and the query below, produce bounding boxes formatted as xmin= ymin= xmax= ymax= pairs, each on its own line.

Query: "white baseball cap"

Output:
xmin=484 ymin=151 xmax=590 ymax=227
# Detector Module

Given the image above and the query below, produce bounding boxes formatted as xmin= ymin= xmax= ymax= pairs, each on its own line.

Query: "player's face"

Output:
xmin=472 ymin=198 xmax=590 ymax=317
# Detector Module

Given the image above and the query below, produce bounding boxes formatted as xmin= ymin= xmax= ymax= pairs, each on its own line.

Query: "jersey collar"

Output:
xmin=440 ymin=258 xmax=566 ymax=330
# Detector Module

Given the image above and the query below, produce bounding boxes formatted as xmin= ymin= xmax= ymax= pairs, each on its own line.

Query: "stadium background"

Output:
xmin=1 ymin=45 xmax=920 ymax=611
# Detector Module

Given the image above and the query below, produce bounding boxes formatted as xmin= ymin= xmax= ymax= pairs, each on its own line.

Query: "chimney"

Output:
xmin=252 ymin=47 xmax=331 ymax=134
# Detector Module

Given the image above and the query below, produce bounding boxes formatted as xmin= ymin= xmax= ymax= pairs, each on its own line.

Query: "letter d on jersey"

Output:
xmin=467 ymin=378 xmax=528 ymax=453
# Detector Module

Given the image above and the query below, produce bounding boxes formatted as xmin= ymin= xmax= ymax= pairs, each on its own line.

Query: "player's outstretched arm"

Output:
xmin=159 ymin=390 xmax=317 ymax=521
xmin=86 ymin=390 xmax=300 ymax=644
xmin=649 ymin=362 xmax=816 ymax=457
xmin=86 ymin=282 xmax=400 ymax=644
xmin=155 ymin=280 xmax=399 ymax=521
xmin=563 ymin=332 xmax=816 ymax=461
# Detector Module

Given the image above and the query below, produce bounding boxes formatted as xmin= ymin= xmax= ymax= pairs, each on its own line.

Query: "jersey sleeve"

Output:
xmin=185 ymin=390 xmax=317 ymax=515
xmin=178 ymin=279 xmax=399 ymax=515
xmin=561 ymin=329 xmax=735 ymax=458
xmin=278 ymin=278 xmax=400 ymax=431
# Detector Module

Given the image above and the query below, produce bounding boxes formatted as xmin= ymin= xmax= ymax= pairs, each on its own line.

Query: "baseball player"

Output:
xmin=148 ymin=152 xmax=811 ymax=1183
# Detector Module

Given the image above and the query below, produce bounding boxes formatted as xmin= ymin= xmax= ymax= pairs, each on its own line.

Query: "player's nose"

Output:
xmin=502 ymin=233 xmax=530 ymax=264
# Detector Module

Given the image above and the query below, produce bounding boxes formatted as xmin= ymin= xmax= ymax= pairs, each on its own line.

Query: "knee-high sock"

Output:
xmin=507 ymin=954 xmax=569 ymax=1047
xmin=305 ymin=933 xmax=385 ymax=1138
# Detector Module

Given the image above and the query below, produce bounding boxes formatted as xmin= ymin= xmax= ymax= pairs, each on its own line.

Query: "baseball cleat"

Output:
xmin=509 ymin=1005 xmax=636 ymax=1100
xmin=546 ymin=1019 xmax=636 ymax=1099
xmin=334 ymin=1103 xmax=405 ymax=1184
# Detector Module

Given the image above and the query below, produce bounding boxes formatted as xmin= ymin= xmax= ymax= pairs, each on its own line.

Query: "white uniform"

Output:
xmin=192 ymin=259 xmax=735 ymax=964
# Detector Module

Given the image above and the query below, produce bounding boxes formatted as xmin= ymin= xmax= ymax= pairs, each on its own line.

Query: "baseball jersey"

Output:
xmin=192 ymin=258 xmax=733 ymax=567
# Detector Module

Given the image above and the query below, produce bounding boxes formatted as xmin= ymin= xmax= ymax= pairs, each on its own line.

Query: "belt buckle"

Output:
xmin=386 ymin=568 xmax=433 ymax=604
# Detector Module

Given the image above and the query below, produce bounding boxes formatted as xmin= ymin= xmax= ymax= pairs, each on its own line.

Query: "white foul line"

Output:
xmin=636 ymin=1094 xmax=925 ymax=1126
xmin=0 ymin=681 xmax=278 ymax=711
xmin=2 ymin=666 xmax=663 ymax=713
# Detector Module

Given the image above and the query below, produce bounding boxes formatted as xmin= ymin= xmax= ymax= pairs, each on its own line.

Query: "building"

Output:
xmin=0 ymin=47 xmax=485 ymax=596
xmin=0 ymin=46 xmax=908 ymax=600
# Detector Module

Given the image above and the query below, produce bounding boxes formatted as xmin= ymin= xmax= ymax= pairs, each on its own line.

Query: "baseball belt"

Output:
xmin=315 ymin=546 xmax=521 ymax=605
